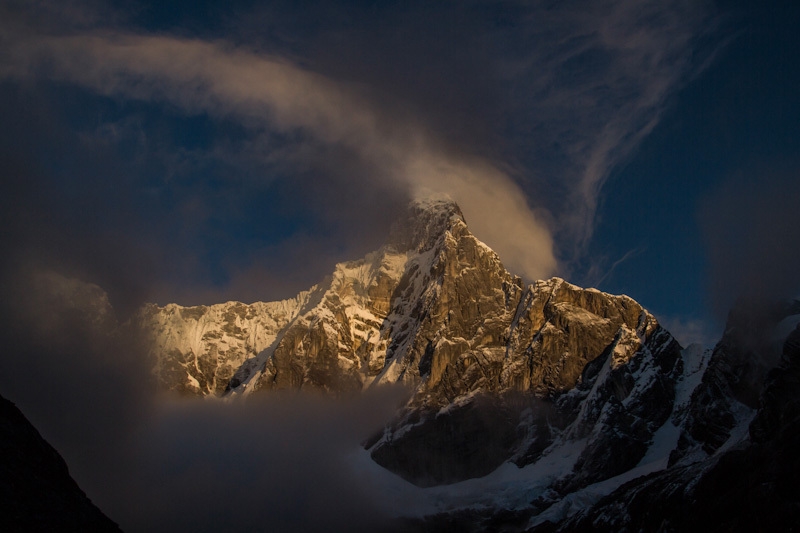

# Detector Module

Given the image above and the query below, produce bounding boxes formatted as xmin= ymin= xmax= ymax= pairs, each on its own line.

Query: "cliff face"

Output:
xmin=368 ymin=274 xmax=682 ymax=487
xmin=533 ymin=317 xmax=800 ymax=533
xmin=134 ymin=294 xmax=316 ymax=395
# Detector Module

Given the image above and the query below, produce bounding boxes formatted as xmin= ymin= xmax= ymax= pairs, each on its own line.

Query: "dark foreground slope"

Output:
xmin=0 ymin=393 xmax=121 ymax=532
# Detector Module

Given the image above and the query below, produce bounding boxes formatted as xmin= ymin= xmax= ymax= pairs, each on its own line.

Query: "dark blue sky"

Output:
xmin=588 ymin=0 xmax=800 ymax=342
xmin=1 ymin=0 xmax=798 ymax=346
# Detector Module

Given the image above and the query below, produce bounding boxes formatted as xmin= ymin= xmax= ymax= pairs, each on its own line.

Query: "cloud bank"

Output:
xmin=0 ymin=267 xmax=409 ymax=532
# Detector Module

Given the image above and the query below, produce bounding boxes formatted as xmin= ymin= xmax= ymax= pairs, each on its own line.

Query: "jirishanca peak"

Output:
xmin=11 ymin=197 xmax=800 ymax=531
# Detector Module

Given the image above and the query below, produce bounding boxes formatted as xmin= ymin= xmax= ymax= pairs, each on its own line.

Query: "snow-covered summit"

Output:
xmin=136 ymin=196 xmax=497 ymax=397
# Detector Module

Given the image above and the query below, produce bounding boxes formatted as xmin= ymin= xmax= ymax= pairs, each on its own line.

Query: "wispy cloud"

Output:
xmin=591 ymin=246 xmax=646 ymax=287
xmin=1 ymin=28 xmax=558 ymax=280
xmin=494 ymin=0 xmax=719 ymax=262
xmin=0 ymin=0 xmax=719 ymax=286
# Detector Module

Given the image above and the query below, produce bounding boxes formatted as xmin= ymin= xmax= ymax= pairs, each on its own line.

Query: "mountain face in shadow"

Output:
xmin=530 ymin=318 xmax=800 ymax=533
xmin=0 ymin=393 xmax=121 ymax=532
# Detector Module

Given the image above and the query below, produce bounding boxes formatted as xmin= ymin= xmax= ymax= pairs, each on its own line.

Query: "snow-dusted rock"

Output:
xmin=137 ymin=199 xmax=686 ymax=490
xmin=134 ymin=294 xmax=315 ymax=395
xmin=530 ymin=316 xmax=800 ymax=533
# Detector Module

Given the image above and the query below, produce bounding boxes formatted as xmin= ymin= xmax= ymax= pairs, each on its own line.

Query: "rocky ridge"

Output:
xmin=134 ymin=293 xmax=317 ymax=395
xmin=529 ymin=311 xmax=800 ymax=533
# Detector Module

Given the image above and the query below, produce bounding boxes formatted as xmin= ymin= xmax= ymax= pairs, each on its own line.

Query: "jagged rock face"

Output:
xmin=554 ymin=324 xmax=682 ymax=492
xmin=135 ymin=295 xmax=314 ymax=395
xmin=247 ymin=239 xmax=414 ymax=394
xmin=0 ymin=393 xmax=121 ymax=532
xmin=505 ymin=280 xmax=654 ymax=396
xmin=667 ymin=299 xmax=799 ymax=466
xmin=373 ymin=201 xmax=524 ymax=396
xmin=368 ymin=272 xmax=682 ymax=487
xmin=406 ymin=307 xmax=799 ymax=533
xmin=535 ymin=322 xmax=800 ymax=533
xmin=245 ymin=198 xmax=522 ymax=397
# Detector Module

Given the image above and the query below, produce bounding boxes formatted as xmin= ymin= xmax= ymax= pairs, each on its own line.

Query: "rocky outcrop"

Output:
xmin=0 ymin=393 xmax=121 ymax=532
xmin=134 ymin=294 xmax=315 ymax=395
xmin=368 ymin=276 xmax=683 ymax=487
xmin=397 ymin=302 xmax=799 ymax=532
xmin=669 ymin=299 xmax=800 ymax=466
xmin=245 ymin=243 xmax=412 ymax=395
xmin=533 ymin=317 xmax=800 ymax=533
xmin=552 ymin=322 xmax=682 ymax=492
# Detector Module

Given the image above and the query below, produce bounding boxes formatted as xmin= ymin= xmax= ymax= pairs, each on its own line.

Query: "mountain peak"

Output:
xmin=387 ymin=196 xmax=465 ymax=253
xmin=408 ymin=195 xmax=463 ymax=216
